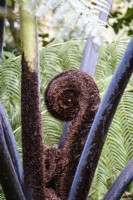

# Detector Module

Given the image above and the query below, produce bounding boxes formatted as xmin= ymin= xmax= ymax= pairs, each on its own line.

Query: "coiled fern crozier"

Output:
xmin=44 ymin=70 xmax=100 ymax=199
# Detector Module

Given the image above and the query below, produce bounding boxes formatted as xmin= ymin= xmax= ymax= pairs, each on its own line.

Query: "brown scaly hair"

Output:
xmin=21 ymin=55 xmax=45 ymax=200
xmin=44 ymin=70 xmax=100 ymax=200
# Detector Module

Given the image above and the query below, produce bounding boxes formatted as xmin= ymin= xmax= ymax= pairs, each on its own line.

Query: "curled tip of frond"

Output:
xmin=45 ymin=70 xmax=99 ymax=121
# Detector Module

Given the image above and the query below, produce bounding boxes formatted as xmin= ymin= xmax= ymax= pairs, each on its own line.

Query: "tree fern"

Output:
xmin=0 ymin=37 xmax=133 ymax=199
xmin=0 ymin=41 xmax=83 ymax=147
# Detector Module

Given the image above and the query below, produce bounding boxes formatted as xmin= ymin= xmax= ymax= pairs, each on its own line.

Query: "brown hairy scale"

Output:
xmin=44 ymin=70 xmax=100 ymax=200
xmin=21 ymin=54 xmax=46 ymax=200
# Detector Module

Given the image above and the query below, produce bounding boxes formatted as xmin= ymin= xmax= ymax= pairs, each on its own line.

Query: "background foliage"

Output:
xmin=110 ymin=0 xmax=133 ymax=36
xmin=3 ymin=0 xmax=133 ymax=54
xmin=4 ymin=0 xmax=109 ymax=53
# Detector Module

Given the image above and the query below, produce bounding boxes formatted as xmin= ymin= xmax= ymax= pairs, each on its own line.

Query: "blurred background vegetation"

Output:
xmin=0 ymin=0 xmax=133 ymax=199
xmin=3 ymin=0 xmax=133 ymax=54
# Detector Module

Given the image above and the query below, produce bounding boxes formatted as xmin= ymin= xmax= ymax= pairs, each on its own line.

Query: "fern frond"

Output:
xmin=42 ymin=111 xmax=63 ymax=146
xmin=95 ymin=37 xmax=130 ymax=81
xmin=0 ymin=57 xmax=21 ymax=102
xmin=58 ymin=41 xmax=82 ymax=70
xmin=0 ymin=187 xmax=5 ymax=200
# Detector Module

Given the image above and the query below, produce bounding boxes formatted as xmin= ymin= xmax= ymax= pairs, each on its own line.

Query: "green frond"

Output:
xmin=118 ymin=92 xmax=133 ymax=160
xmin=0 ymin=187 xmax=5 ymax=200
xmin=40 ymin=45 xmax=63 ymax=87
xmin=42 ymin=111 xmax=63 ymax=146
xmin=95 ymin=37 xmax=130 ymax=81
xmin=57 ymin=41 xmax=82 ymax=70
xmin=0 ymin=57 xmax=21 ymax=103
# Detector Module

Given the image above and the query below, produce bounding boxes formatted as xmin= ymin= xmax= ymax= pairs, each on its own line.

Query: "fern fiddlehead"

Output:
xmin=44 ymin=70 xmax=100 ymax=199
